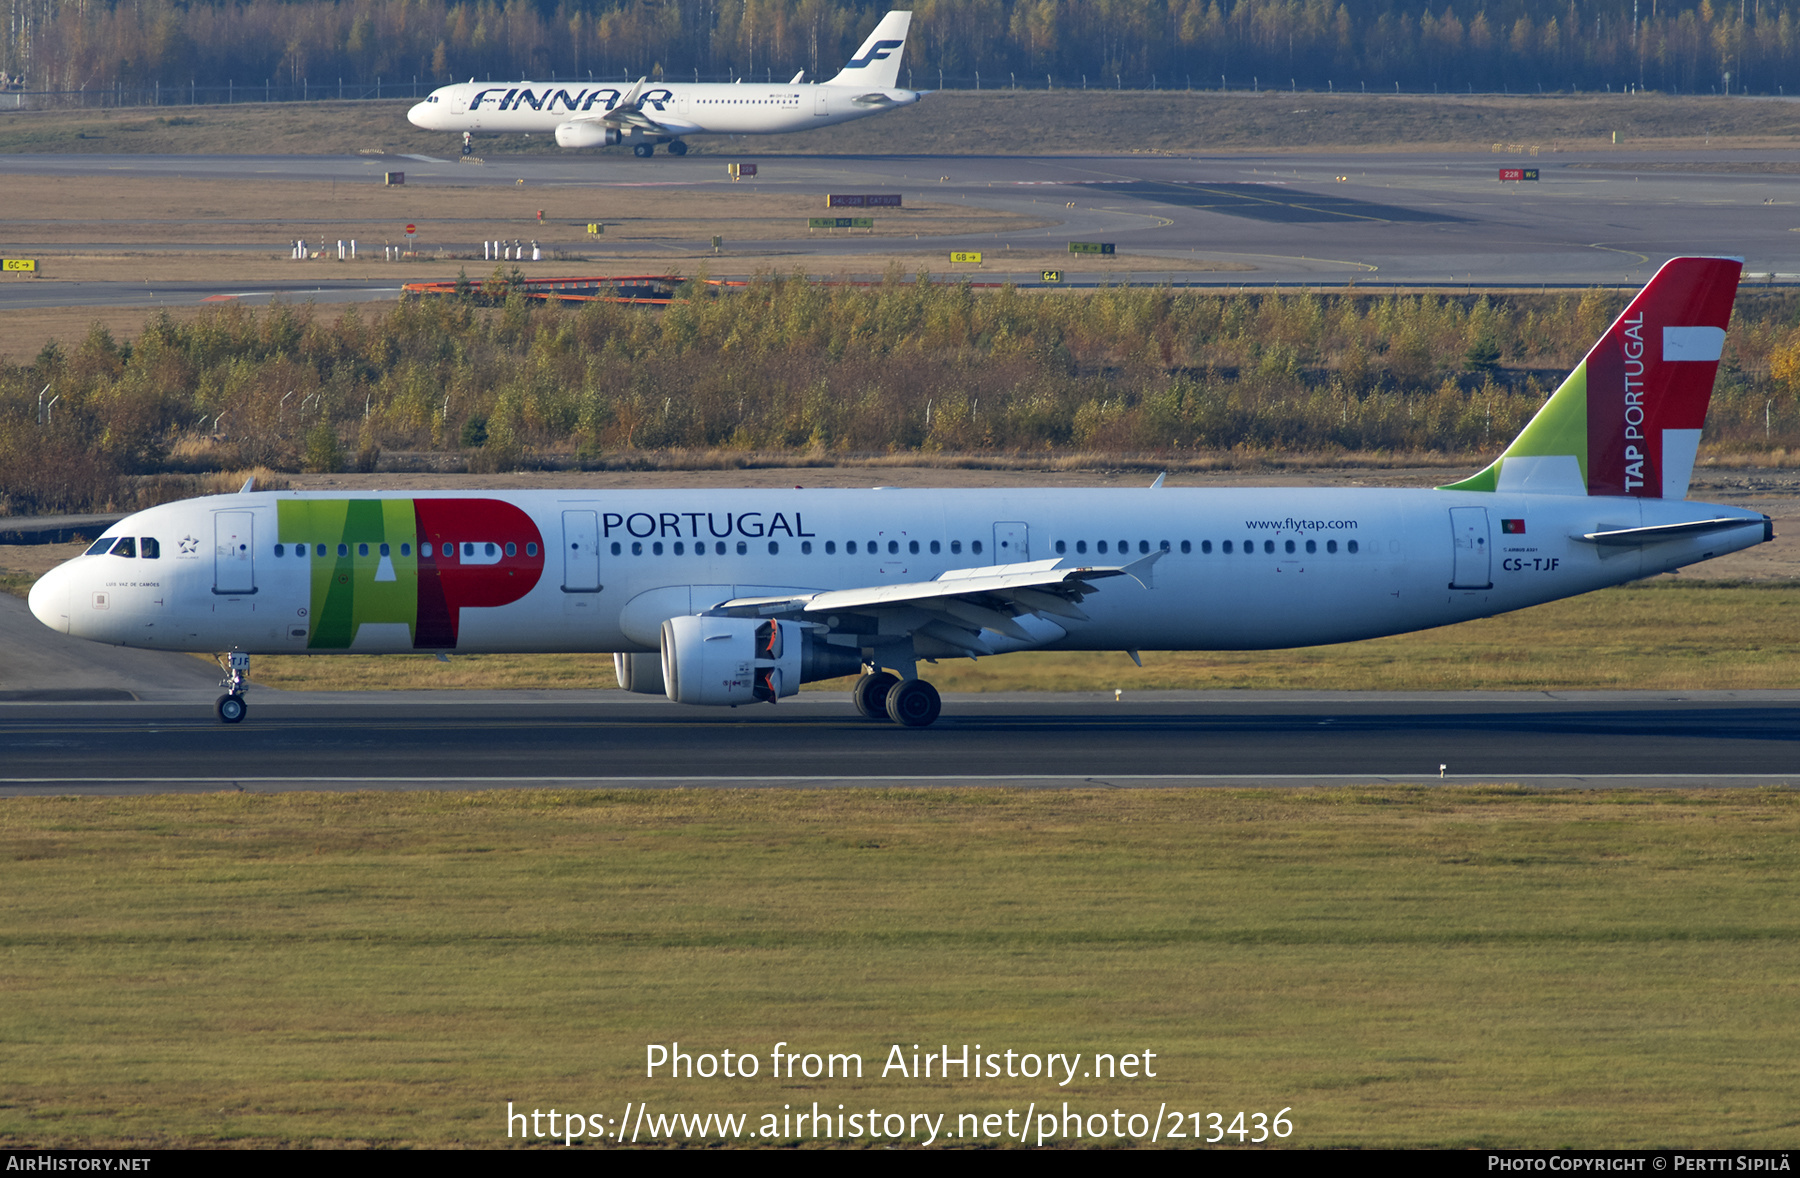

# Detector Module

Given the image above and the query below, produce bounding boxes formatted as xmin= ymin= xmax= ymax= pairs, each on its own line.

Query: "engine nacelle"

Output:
xmin=613 ymin=651 xmax=665 ymax=695
xmin=660 ymin=616 xmax=862 ymax=705
xmin=556 ymin=121 xmax=621 ymax=149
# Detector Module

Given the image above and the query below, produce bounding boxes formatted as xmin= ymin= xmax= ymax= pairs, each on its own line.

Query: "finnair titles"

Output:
xmin=29 ymin=258 xmax=1772 ymax=727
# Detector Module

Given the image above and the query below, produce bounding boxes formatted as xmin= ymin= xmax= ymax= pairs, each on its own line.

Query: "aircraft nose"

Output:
xmin=27 ymin=562 xmax=71 ymax=634
xmin=407 ymin=101 xmax=431 ymax=127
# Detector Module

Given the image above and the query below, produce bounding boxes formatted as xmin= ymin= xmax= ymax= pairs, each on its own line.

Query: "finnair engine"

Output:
xmin=660 ymin=616 xmax=861 ymax=705
xmin=556 ymin=121 xmax=621 ymax=148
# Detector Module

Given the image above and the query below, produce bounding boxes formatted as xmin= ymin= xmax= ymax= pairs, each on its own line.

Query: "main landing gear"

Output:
xmin=851 ymin=670 xmax=942 ymax=728
xmin=216 ymin=651 xmax=249 ymax=724
xmin=667 ymin=140 xmax=689 ymax=156
xmin=633 ymin=143 xmax=655 ymax=158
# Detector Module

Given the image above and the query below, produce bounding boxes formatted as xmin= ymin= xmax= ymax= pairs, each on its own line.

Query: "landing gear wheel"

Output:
xmin=633 ymin=143 xmax=655 ymax=158
xmin=852 ymin=672 xmax=900 ymax=720
xmin=216 ymin=694 xmax=247 ymax=724
xmin=885 ymin=679 xmax=941 ymax=728
xmin=668 ymin=140 xmax=689 ymax=156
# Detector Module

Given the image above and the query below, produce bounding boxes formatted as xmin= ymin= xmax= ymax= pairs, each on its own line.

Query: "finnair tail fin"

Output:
xmin=826 ymin=10 xmax=912 ymax=89
xmin=1443 ymin=256 xmax=1742 ymax=499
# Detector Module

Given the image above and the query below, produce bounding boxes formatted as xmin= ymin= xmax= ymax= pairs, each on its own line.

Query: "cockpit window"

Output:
xmin=140 ymin=537 xmax=160 ymax=559
xmin=84 ymin=537 xmax=117 ymax=556
xmin=112 ymin=537 xmax=137 ymax=558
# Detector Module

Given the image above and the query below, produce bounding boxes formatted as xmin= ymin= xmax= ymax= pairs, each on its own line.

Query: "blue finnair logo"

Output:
xmin=845 ymin=39 xmax=903 ymax=68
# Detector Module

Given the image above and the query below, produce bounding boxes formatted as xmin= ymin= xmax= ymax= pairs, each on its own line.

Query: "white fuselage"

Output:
xmin=407 ymin=80 xmax=921 ymax=141
xmin=28 ymin=487 xmax=1770 ymax=659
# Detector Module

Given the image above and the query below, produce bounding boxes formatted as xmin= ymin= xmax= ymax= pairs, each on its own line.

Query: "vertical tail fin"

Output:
xmin=1443 ymin=256 xmax=1742 ymax=499
xmin=826 ymin=10 xmax=912 ymax=89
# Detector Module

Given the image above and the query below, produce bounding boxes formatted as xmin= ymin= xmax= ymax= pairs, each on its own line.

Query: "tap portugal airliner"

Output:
xmin=29 ymin=257 xmax=1773 ymax=726
xmin=407 ymin=10 xmax=921 ymax=158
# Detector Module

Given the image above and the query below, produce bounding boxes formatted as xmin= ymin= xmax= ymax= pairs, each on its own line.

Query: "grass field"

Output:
xmin=2 ymin=786 xmax=1796 ymax=1148
xmin=2 ymin=91 xmax=1798 ymax=158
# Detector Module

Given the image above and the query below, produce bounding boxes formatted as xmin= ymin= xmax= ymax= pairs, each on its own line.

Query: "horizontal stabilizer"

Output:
xmin=1573 ymin=517 xmax=1763 ymax=545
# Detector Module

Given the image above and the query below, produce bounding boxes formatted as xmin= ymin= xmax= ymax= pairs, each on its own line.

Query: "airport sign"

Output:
xmin=1499 ymin=168 xmax=1540 ymax=182
xmin=2 ymin=259 xmax=37 ymax=272
xmin=1068 ymin=242 xmax=1115 ymax=255
xmin=950 ymin=251 xmax=982 ymax=264
xmin=1042 ymin=270 xmax=1063 ymax=283
xmin=808 ymin=218 xmax=875 ymax=229
xmin=827 ymin=194 xmax=903 ymax=208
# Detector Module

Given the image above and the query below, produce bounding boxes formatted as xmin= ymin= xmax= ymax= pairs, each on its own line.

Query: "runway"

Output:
xmin=8 ymin=147 xmax=1800 ymax=308
xmin=2 ymin=690 xmax=1796 ymax=794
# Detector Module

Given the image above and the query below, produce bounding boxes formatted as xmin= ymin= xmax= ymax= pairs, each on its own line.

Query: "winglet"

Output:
xmin=238 ymin=475 xmax=255 ymax=493
xmin=1120 ymin=549 xmax=1164 ymax=589
xmin=1149 ymin=471 xmax=1166 ymax=489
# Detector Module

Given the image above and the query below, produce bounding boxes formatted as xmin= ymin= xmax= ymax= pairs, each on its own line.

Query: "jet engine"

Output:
xmin=613 ymin=652 xmax=665 ymax=695
xmin=555 ymin=121 xmax=621 ymax=148
xmin=660 ymin=615 xmax=862 ymax=705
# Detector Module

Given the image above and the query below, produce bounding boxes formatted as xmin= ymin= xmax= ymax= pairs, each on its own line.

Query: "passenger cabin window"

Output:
xmin=525 ymin=543 xmax=537 ymax=557
xmin=888 ymin=540 xmax=899 ymax=555
xmin=846 ymin=541 xmax=857 ymax=555
xmin=338 ymin=544 xmax=349 ymax=557
xmin=1097 ymin=541 xmax=1108 ymax=554
xmin=1347 ymin=540 xmax=1359 ymax=554
xmin=1327 ymin=540 xmax=1338 ymax=553
xmin=1285 ymin=540 xmax=1296 ymax=554
xmin=951 ymin=540 xmax=962 ymax=554
xmin=1306 ymin=540 xmax=1316 ymax=554
xmin=1223 ymin=541 xmax=1233 ymax=554
xmin=802 ymin=541 xmax=813 ymax=554
xmin=826 ymin=541 xmax=837 ymax=555
xmin=316 ymin=544 xmax=328 ymax=557
xmin=1076 ymin=540 xmax=1087 ymax=554
xmin=1055 ymin=540 xmax=1066 ymax=555
xmin=768 ymin=541 xmax=780 ymax=555
xmin=274 ymin=543 xmax=286 ymax=557
xmin=930 ymin=540 xmax=940 ymax=554
xmin=971 ymin=540 xmax=983 ymax=555
xmin=736 ymin=541 xmax=747 ymax=555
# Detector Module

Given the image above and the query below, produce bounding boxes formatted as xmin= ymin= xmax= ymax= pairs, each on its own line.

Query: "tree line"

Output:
xmin=5 ymin=0 xmax=1796 ymax=100
xmin=5 ymin=275 xmax=1800 ymax=515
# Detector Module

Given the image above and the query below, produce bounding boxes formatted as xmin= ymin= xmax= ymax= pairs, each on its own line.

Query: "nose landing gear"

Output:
xmin=215 ymin=651 xmax=250 ymax=723
xmin=461 ymin=132 xmax=473 ymax=157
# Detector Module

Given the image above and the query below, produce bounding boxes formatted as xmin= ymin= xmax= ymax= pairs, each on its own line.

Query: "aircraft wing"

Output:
xmin=709 ymin=552 xmax=1161 ymax=653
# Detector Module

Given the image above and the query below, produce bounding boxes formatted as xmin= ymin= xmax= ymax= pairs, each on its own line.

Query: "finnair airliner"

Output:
xmin=30 ymin=258 xmax=1771 ymax=727
xmin=407 ymin=10 xmax=920 ymax=157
